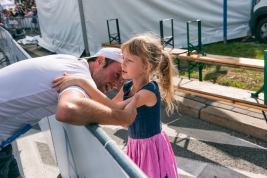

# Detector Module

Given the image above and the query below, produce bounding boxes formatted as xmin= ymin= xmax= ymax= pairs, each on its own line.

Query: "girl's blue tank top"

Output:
xmin=123 ymin=80 xmax=162 ymax=139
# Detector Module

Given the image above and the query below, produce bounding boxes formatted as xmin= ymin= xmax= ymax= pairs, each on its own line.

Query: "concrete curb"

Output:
xmin=174 ymin=95 xmax=206 ymax=118
xmin=174 ymin=94 xmax=267 ymax=141
xmin=201 ymin=106 xmax=267 ymax=141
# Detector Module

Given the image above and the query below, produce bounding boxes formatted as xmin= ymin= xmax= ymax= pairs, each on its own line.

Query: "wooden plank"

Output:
xmin=176 ymin=87 xmax=267 ymax=111
xmin=164 ymin=47 xmax=188 ymax=55
xmin=163 ymin=48 xmax=201 ymax=58
xmin=177 ymin=53 xmax=264 ymax=70
xmin=102 ymin=42 xmax=121 ymax=48
xmin=175 ymin=78 xmax=267 ymax=111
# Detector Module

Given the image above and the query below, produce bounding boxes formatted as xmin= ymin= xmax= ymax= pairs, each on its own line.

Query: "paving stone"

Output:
xmin=173 ymin=95 xmax=206 ymax=119
xmin=232 ymin=107 xmax=250 ymax=115
xmin=232 ymin=105 xmax=249 ymax=110
xmin=217 ymin=101 xmax=235 ymax=106
xmin=216 ymin=104 xmax=235 ymax=110
xmin=183 ymin=94 xmax=197 ymax=100
xmin=205 ymin=101 xmax=220 ymax=106
xmin=247 ymin=107 xmax=264 ymax=114
xmin=193 ymin=96 xmax=208 ymax=103
xmin=247 ymin=112 xmax=265 ymax=120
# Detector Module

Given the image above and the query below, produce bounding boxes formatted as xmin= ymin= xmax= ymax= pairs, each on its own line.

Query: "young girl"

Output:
xmin=53 ymin=33 xmax=179 ymax=178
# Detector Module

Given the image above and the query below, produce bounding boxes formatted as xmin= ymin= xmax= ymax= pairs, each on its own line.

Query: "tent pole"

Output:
xmin=78 ymin=0 xmax=90 ymax=56
xmin=223 ymin=0 xmax=227 ymax=44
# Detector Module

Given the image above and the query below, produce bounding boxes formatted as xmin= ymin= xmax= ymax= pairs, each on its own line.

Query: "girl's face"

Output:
xmin=121 ymin=49 xmax=147 ymax=80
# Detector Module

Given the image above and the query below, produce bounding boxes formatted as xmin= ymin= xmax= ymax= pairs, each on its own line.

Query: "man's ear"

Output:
xmin=96 ymin=55 xmax=106 ymax=67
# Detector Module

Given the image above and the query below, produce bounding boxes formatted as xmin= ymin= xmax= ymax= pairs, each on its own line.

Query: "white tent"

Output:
xmin=36 ymin=0 xmax=252 ymax=57
xmin=0 ymin=0 xmax=16 ymax=9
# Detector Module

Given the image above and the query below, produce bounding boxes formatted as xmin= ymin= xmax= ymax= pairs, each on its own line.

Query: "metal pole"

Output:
xmin=77 ymin=0 xmax=90 ymax=56
xmin=159 ymin=20 xmax=164 ymax=46
xmin=198 ymin=20 xmax=201 ymax=52
xmin=116 ymin=19 xmax=121 ymax=44
xmin=107 ymin=20 xmax=111 ymax=44
xmin=187 ymin=21 xmax=190 ymax=56
xmin=223 ymin=0 xmax=227 ymax=44
xmin=171 ymin=18 xmax=174 ymax=47
xmin=264 ymin=50 xmax=267 ymax=104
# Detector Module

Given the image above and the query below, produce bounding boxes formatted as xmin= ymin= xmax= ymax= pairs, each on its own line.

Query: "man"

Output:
xmin=0 ymin=47 xmax=138 ymax=178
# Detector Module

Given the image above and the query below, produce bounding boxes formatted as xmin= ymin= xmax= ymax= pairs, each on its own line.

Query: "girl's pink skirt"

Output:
xmin=126 ymin=131 xmax=179 ymax=178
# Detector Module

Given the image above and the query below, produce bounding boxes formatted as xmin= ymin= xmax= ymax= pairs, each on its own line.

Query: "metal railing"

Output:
xmin=86 ymin=124 xmax=147 ymax=177
xmin=1 ymin=16 xmax=41 ymax=39
xmin=0 ymin=27 xmax=31 ymax=66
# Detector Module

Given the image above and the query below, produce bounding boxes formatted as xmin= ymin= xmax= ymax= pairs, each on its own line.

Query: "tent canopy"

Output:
xmin=36 ymin=0 xmax=252 ymax=57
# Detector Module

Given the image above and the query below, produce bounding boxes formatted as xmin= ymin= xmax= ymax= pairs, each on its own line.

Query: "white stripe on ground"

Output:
xmin=176 ymin=157 xmax=267 ymax=178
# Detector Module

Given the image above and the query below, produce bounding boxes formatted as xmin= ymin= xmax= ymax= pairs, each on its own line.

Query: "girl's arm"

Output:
xmin=112 ymin=85 xmax=124 ymax=103
xmin=52 ymin=74 xmax=130 ymax=109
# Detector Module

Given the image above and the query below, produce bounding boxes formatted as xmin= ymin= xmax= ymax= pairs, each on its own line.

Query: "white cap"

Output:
xmin=92 ymin=48 xmax=123 ymax=63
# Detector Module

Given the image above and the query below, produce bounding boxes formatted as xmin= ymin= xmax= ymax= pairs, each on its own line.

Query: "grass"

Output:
xmin=178 ymin=38 xmax=267 ymax=91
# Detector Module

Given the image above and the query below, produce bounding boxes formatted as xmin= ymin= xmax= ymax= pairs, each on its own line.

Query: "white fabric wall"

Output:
xmin=36 ymin=0 xmax=252 ymax=57
xmin=36 ymin=0 xmax=85 ymax=57
xmin=177 ymin=0 xmax=252 ymax=47
xmin=84 ymin=0 xmax=180 ymax=54
xmin=0 ymin=0 xmax=15 ymax=9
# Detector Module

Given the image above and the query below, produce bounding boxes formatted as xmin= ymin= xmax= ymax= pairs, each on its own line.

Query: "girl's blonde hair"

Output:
xmin=121 ymin=32 xmax=178 ymax=114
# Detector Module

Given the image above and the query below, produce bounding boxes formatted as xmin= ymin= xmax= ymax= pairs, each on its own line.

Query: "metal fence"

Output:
xmin=0 ymin=27 xmax=31 ymax=66
xmin=2 ymin=16 xmax=41 ymax=40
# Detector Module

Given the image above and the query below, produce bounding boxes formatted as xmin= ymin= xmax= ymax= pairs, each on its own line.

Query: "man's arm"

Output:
xmin=56 ymin=89 xmax=138 ymax=127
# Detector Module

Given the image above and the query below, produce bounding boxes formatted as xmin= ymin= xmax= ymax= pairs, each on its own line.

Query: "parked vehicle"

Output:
xmin=250 ymin=0 xmax=267 ymax=43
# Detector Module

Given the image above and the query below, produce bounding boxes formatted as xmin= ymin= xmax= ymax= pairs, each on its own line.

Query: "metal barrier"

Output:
xmin=0 ymin=27 xmax=31 ymax=66
xmin=86 ymin=124 xmax=147 ymax=177
xmin=2 ymin=16 xmax=41 ymax=39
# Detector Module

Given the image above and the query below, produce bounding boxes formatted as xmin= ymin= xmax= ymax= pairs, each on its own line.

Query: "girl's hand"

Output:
xmin=52 ymin=72 xmax=81 ymax=92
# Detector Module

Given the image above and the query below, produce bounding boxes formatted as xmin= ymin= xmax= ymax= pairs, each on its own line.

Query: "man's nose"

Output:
xmin=112 ymin=83 xmax=118 ymax=89
xmin=112 ymin=78 xmax=124 ymax=89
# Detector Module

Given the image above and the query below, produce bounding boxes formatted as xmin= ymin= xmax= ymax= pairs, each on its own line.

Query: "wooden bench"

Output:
xmin=174 ymin=77 xmax=267 ymax=112
xmin=168 ymin=48 xmax=264 ymax=83
xmin=102 ymin=42 xmax=121 ymax=49
xmin=170 ymin=49 xmax=266 ymax=119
